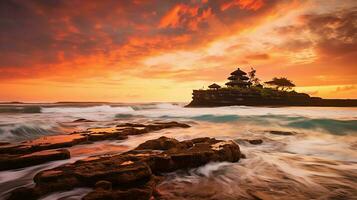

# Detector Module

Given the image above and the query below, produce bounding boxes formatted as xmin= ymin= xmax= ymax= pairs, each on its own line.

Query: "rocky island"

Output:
xmin=187 ymin=68 xmax=357 ymax=107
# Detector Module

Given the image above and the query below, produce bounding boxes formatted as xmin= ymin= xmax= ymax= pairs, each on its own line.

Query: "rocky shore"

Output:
xmin=7 ymin=137 xmax=241 ymax=200
xmin=0 ymin=121 xmax=190 ymax=171
xmin=1 ymin=121 xmax=242 ymax=200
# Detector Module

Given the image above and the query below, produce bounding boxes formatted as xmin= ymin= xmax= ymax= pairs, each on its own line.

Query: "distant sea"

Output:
xmin=0 ymin=102 xmax=356 ymax=199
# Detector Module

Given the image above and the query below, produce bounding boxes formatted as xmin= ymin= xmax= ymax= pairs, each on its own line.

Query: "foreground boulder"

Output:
xmin=0 ymin=121 xmax=190 ymax=170
xmin=8 ymin=136 xmax=241 ymax=200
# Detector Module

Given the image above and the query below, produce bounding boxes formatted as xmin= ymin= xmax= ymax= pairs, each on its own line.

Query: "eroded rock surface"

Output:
xmin=269 ymin=130 xmax=296 ymax=136
xmin=236 ymin=138 xmax=263 ymax=145
xmin=0 ymin=149 xmax=70 ymax=171
xmin=8 ymin=136 xmax=241 ymax=200
xmin=0 ymin=121 xmax=190 ymax=170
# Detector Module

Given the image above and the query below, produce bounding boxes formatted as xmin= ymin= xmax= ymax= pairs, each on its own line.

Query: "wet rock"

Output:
xmin=73 ymin=118 xmax=94 ymax=123
xmin=150 ymin=121 xmax=191 ymax=129
xmin=0 ymin=149 xmax=70 ymax=170
xmin=0 ymin=134 xmax=87 ymax=155
xmin=191 ymin=137 xmax=218 ymax=144
xmin=0 ymin=142 xmax=10 ymax=146
xmin=7 ymin=187 xmax=38 ymax=200
xmin=269 ymin=130 xmax=296 ymax=136
xmin=180 ymin=140 xmax=194 ymax=148
xmin=0 ymin=121 xmax=190 ymax=170
xmin=9 ymin=136 xmax=241 ymax=200
xmin=117 ymin=123 xmax=147 ymax=128
xmin=84 ymin=177 xmax=156 ymax=200
xmin=135 ymin=137 xmax=182 ymax=150
xmin=95 ymin=180 xmax=112 ymax=190
xmin=86 ymin=132 xmax=128 ymax=141
xmin=248 ymin=139 xmax=263 ymax=145
xmin=236 ymin=139 xmax=263 ymax=145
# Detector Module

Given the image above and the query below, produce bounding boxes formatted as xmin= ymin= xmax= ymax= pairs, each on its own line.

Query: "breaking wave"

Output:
xmin=286 ymin=118 xmax=357 ymax=134
xmin=131 ymin=103 xmax=183 ymax=111
xmin=0 ymin=124 xmax=61 ymax=142
xmin=190 ymin=114 xmax=240 ymax=122
xmin=157 ymin=114 xmax=357 ymax=134
xmin=42 ymin=105 xmax=134 ymax=113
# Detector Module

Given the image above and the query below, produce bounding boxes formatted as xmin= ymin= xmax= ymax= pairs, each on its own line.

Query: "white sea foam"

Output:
xmin=42 ymin=105 xmax=134 ymax=113
xmin=129 ymin=104 xmax=357 ymax=119
xmin=39 ymin=188 xmax=92 ymax=200
xmin=194 ymin=162 xmax=232 ymax=177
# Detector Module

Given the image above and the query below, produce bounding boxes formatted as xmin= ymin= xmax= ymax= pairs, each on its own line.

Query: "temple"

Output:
xmin=225 ymin=68 xmax=251 ymax=88
xmin=186 ymin=67 xmax=357 ymax=107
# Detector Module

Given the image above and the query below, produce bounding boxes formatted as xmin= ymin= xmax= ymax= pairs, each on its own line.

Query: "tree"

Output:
xmin=248 ymin=67 xmax=260 ymax=86
xmin=265 ymin=77 xmax=295 ymax=91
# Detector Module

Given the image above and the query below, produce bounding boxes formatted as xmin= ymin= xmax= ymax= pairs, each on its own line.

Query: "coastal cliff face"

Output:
xmin=186 ymin=89 xmax=357 ymax=107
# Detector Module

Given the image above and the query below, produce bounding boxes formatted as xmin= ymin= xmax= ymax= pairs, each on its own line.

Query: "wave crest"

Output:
xmin=42 ymin=105 xmax=134 ymax=113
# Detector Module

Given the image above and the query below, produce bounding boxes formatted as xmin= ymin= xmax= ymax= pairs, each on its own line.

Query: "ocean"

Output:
xmin=0 ymin=103 xmax=356 ymax=199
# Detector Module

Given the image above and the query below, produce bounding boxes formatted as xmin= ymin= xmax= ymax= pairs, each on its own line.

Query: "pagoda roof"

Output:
xmin=230 ymin=68 xmax=247 ymax=76
xmin=225 ymin=80 xmax=252 ymax=86
xmin=228 ymin=75 xmax=236 ymax=80
xmin=208 ymin=83 xmax=221 ymax=88
xmin=228 ymin=75 xmax=249 ymax=80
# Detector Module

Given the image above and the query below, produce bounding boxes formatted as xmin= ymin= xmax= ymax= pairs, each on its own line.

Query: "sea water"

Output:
xmin=0 ymin=103 xmax=356 ymax=199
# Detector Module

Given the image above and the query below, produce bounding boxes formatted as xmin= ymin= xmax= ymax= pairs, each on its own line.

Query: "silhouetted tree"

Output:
xmin=265 ymin=77 xmax=295 ymax=91
xmin=248 ymin=67 xmax=260 ymax=86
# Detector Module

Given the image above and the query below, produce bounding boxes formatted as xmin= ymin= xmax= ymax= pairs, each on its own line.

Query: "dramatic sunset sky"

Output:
xmin=1 ymin=0 xmax=356 ymax=102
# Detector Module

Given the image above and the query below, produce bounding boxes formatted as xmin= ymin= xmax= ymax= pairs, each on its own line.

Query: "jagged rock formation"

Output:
xmin=8 ymin=136 xmax=242 ymax=200
xmin=0 ymin=121 xmax=190 ymax=171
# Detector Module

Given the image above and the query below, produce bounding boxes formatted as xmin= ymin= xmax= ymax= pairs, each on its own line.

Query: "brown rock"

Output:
xmin=248 ymin=139 xmax=263 ymax=145
xmin=191 ymin=137 xmax=218 ymax=144
xmin=73 ymin=118 xmax=94 ymax=123
xmin=84 ymin=176 xmax=157 ymax=200
xmin=9 ymin=137 xmax=241 ymax=200
xmin=117 ymin=123 xmax=147 ymax=128
xmin=236 ymin=139 xmax=263 ymax=145
xmin=0 ymin=121 xmax=191 ymax=171
xmin=95 ymin=180 xmax=112 ymax=190
xmin=0 ymin=149 xmax=70 ymax=170
xmin=0 ymin=134 xmax=87 ymax=155
xmin=269 ymin=130 xmax=295 ymax=136
xmin=0 ymin=142 xmax=10 ymax=146
xmin=135 ymin=136 xmax=182 ymax=150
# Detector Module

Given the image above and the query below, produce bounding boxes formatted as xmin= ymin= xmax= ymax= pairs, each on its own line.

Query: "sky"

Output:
xmin=0 ymin=0 xmax=356 ymax=102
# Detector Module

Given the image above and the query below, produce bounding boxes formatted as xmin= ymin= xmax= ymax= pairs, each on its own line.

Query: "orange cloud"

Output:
xmin=0 ymin=0 xmax=356 ymax=102
xmin=221 ymin=0 xmax=265 ymax=11
xmin=246 ymin=53 xmax=270 ymax=60
xmin=158 ymin=3 xmax=212 ymax=30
